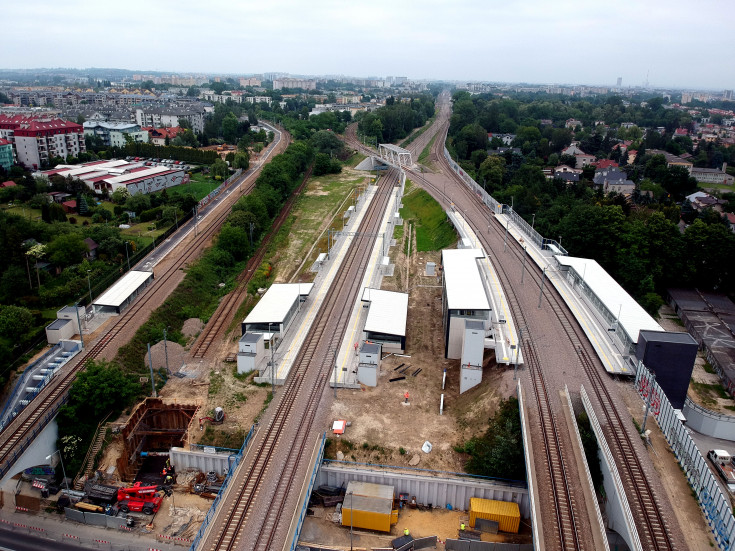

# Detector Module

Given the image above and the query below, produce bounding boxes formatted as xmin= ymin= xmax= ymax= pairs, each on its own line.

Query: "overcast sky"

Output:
xmin=4 ymin=0 xmax=734 ymax=90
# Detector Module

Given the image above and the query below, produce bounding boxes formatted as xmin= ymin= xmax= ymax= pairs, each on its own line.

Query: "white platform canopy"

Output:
xmin=555 ymin=255 xmax=663 ymax=343
xmin=361 ymin=288 xmax=408 ymax=337
xmin=244 ymin=283 xmax=314 ymax=325
xmin=93 ymin=270 xmax=153 ymax=311
xmin=441 ymin=248 xmax=490 ymax=311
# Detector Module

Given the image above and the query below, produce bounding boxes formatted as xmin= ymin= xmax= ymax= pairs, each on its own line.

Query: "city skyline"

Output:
xmin=3 ymin=0 xmax=735 ymax=90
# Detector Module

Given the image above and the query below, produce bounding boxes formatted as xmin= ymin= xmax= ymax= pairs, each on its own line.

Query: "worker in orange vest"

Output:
xmin=404 ymin=391 xmax=409 ymax=403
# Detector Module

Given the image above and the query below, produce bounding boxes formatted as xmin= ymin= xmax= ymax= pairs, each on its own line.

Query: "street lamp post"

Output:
xmin=46 ymin=450 xmax=69 ymax=495
xmin=531 ymin=213 xmax=536 ymax=232
xmin=521 ymin=245 xmax=528 ymax=283
xmin=74 ymin=301 xmax=84 ymax=349
xmin=349 ymin=490 xmax=354 ymax=551
xmin=124 ymin=241 xmax=131 ymax=272
xmin=86 ymin=270 xmax=92 ymax=304
xmin=269 ymin=323 xmax=276 ymax=395
xmin=538 ymin=267 xmax=547 ymax=308
xmin=163 ymin=327 xmax=170 ymax=374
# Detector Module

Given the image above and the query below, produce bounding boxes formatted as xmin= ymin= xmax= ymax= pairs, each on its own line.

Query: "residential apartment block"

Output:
xmin=83 ymin=121 xmax=149 ymax=147
xmin=0 ymin=114 xmax=86 ymax=169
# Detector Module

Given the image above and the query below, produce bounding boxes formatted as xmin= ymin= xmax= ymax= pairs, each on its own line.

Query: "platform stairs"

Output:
xmin=73 ymin=412 xmax=112 ymax=490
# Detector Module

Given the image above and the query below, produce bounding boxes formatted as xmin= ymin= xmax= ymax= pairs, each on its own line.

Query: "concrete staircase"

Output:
xmin=73 ymin=413 xmax=111 ymax=491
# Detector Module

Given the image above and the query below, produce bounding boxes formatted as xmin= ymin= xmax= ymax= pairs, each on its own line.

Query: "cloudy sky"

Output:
xmin=4 ymin=0 xmax=734 ymax=90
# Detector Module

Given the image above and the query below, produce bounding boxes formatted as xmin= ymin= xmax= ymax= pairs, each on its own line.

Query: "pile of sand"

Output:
xmin=181 ymin=318 xmax=204 ymax=338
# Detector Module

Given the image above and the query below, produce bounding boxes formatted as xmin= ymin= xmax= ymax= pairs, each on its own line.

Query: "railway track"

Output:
xmin=414 ymin=107 xmax=676 ymax=549
xmin=0 ymin=130 xmax=291 ymax=479
xmin=204 ymin=169 xmax=400 ymax=551
xmin=190 ymin=164 xmax=313 ymax=358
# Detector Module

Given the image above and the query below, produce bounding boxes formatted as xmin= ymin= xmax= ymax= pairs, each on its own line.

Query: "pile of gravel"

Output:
xmin=149 ymin=340 xmax=187 ymax=372
xmin=181 ymin=318 xmax=204 ymax=338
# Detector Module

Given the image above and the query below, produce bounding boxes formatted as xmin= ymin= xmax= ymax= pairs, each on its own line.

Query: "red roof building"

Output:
xmin=594 ymin=159 xmax=619 ymax=170
xmin=61 ymin=200 xmax=77 ymax=213
xmin=0 ymin=114 xmax=86 ymax=170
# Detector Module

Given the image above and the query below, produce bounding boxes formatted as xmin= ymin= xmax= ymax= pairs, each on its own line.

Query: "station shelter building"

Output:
xmin=92 ymin=270 xmax=154 ymax=315
xmin=360 ymin=288 xmax=408 ymax=354
xmin=440 ymin=248 xmax=492 ymax=360
xmin=241 ymin=283 xmax=314 ymax=348
xmin=555 ymin=255 xmax=697 ymax=406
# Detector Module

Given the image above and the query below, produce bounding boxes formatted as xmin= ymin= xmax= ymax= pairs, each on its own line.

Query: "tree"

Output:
xmin=478 ymin=156 xmax=506 ymax=192
xmin=78 ymin=195 xmax=89 ymax=216
xmin=222 ymin=112 xmax=239 ymax=143
xmin=217 ymin=224 xmax=249 ymax=261
xmin=0 ymin=305 xmax=34 ymax=340
xmin=111 ymin=188 xmax=130 ymax=205
xmin=47 ymin=233 xmax=88 ymax=268
xmin=310 ymin=130 xmax=343 ymax=155
xmin=233 ymin=152 xmax=250 ymax=170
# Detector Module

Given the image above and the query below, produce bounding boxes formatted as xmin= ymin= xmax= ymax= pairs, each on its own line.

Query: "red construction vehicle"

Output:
xmin=116 ymin=482 xmax=169 ymax=515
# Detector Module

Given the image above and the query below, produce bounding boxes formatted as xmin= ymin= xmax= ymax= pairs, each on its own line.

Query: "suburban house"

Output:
xmin=565 ymin=118 xmax=582 ymax=129
xmin=686 ymin=191 xmax=727 ymax=213
xmin=142 ymin=126 xmax=185 ymax=146
xmin=487 ymin=133 xmax=516 ymax=145
xmin=648 ymin=149 xmax=694 ymax=173
xmin=561 ymin=143 xmax=596 ymax=169
xmin=592 ymin=167 xmax=635 ymax=195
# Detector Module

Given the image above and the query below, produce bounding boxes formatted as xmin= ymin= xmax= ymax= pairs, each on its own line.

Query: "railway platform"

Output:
xmin=256 ymin=183 xmax=380 ymax=385
xmin=494 ymin=212 xmax=631 ymax=375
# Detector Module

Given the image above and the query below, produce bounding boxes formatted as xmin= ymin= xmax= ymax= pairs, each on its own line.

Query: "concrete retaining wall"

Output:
xmin=169 ymin=446 xmax=235 ymax=475
xmin=316 ymin=462 xmax=529 ymax=518
xmin=446 ymin=540 xmax=534 ymax=550
xmin=683 ymin=398 xmax=735 ymax=441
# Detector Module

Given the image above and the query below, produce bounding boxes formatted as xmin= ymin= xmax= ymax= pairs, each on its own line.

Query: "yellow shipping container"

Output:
xmin=469 ymin=497 xmax=520 ymax=534
xmin=341 ymin=481 xmax=397 ymax=533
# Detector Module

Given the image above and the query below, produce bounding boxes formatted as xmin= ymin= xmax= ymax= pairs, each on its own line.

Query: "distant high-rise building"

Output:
xmin=616 ymin=77 xmax=622 ymax=88
xmin=725 ymin=90 xmax=733 ymax=100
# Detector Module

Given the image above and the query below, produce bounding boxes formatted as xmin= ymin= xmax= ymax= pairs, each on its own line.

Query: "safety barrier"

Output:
xmin=187 ymin=424 xmax=255 ymax=551
xmin=580 ymin=385 xmax=642 ymax=550
xmin=285 ymin=432 xmax=327 ymax=551
xmin=442 ymin=146 xmax=566 ymax=255
xmin=158 ymin=533 xmax=192 ymax=546
xmin=0 ymin=398 xmax=68 ymax=480
xmin=564 ymin=385 xmax=609 ymax=550
xmin=635 ymin=363 xmax=735 ymax=550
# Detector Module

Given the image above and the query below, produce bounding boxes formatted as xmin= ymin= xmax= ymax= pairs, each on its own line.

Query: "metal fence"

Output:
xmin=197 ymin=168 xmax=243 ymax=212
xmin=286 ymin=432 xmax=327 ymax=551
xmin=635 ymin=363 xmax=735 ymax=549
xmin=187 ymin=424 xmax=255 ymax=551
xmin=442 ymin=147 xmax=567 ymax=255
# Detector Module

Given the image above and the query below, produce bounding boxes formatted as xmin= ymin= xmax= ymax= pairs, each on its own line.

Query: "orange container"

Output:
xmin=469 ymin=497 xmax=520 ymax=534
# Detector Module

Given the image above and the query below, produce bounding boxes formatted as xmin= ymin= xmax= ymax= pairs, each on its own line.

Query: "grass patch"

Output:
xmin=418 ymin=133 xmax=437 ymax=165
xmin=254 ymin=392 xmax=274 ymax=423
xmin=209 ymin=370 xmax=224 ymax=395
xmin=703 ymin=362 xmax=716 ymax=375
xmin=692 ymin=380 xmax=732 ymax=403
xmin=399 ymin=183 xmax=456 ymax=252
xmin=169 ymin=172 xmax=221 ymax=201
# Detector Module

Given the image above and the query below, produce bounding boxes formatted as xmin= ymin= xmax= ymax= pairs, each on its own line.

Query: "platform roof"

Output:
xmin=441 ymin=248 xmax=491 ymax=311
xmin=93 ymin=270 xmax=153 ymax=308
xmin=556 ymin=256 xmax=663 ymax=342
xmin=361 ymin=288 xmax=408 ymax=337
xmin=244 ymin=283 xmax=314 ymax=325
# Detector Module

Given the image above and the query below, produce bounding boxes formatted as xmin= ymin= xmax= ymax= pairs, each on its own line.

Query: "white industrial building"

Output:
xmin=41 ymin=159 xmax=189 ymax=195
xmin=92 ymin=270 xmax=154 ymax=315
xmin=360 ymin=288 xmax=408 ymax=353
xmin=440 ymin=249 xmax=492 ymax=359
xmin=45 ymin=305 xmax=84 ymax=344
xmin=237 ymin=333 xmax=267 ymax=375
